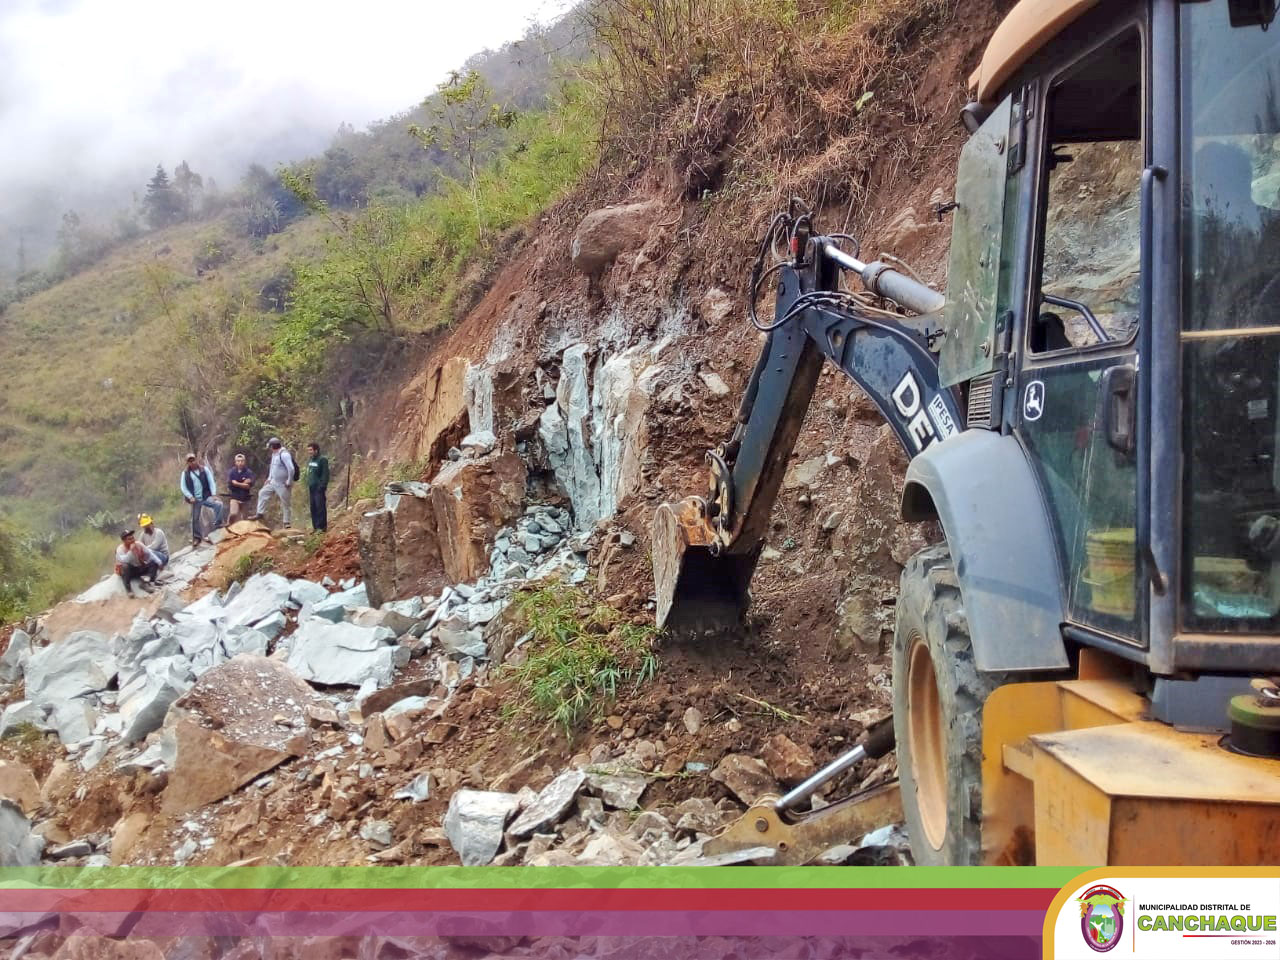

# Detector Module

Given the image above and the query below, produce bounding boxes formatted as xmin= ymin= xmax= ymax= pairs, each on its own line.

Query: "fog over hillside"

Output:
xmin=0 ymin=0 xmax=574 ymax=275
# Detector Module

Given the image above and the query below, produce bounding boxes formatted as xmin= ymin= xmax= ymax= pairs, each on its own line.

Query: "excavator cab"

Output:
xmin=656 ymin=0 xmax=1280 ymax=867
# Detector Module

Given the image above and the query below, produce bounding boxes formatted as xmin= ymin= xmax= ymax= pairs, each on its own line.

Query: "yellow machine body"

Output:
xmin=981 ymin=651 xmax=1280 ymax=866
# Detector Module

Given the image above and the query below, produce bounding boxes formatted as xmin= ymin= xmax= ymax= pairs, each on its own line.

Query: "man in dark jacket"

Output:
xmin=227 ymin=453 xmax=255 ymax=524
xmin=306 ymin=442 xmax=330 ymax=532
xmin=179 ymin=453 xmax=225 ymax=547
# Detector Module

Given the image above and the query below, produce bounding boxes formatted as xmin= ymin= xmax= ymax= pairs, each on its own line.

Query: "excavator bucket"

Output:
xmin=653 ymin=497 xmax=756 ymax=634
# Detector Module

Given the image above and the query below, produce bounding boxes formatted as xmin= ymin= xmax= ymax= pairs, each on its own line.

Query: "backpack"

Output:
xmin=288 ymin=451 xmax=300 ymax=483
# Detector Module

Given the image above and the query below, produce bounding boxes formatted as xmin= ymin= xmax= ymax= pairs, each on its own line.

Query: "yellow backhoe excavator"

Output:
xmin=656 ymin=0 xmax=1280 ymax=866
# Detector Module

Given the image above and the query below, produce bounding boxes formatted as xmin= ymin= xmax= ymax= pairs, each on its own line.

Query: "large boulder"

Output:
xmin=358 ymin=489 xmax=445 ymax=609
xmin=161 ymin=655 xmax=317 ymax=814
xmin=218 ymin=572 xmax=295 ymax=629
xmin=24 ymin=631 xmax=116 ymax=707
xmin=570 ymin=200 xmax=660 ymax=275
xmin=118 ymin=655 xmax=194 ymax=743
xmin=443 ymin=789 xmax=520 ymax=866
xmin=430 ymin=451 xmax=526 ymax=584
xmin=285 ymin=620 xmax=404 ymax=687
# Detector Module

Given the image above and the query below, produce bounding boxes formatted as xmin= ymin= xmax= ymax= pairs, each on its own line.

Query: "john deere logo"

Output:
xmin=1078 ymin=884 xmax=1127 ymax=952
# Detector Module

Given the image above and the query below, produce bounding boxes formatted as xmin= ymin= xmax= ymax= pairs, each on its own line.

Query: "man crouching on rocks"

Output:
xmin=137 ymin=513 xmax=169 ymax=569
xmin=115 ymin=530 xmax=160 ymax=598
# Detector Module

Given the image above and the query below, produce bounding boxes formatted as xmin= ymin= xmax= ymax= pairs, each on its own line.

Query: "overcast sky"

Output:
xmin=0 ymin=0 xmax=575 ymax=191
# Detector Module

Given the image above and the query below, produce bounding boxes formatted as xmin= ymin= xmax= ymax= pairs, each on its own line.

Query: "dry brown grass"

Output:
xmin=579 ymin=0 xmax=960 ymax=233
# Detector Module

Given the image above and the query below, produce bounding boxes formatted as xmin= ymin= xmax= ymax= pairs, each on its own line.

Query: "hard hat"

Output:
xmin=139 ymin=514 xmax=153 ymax=527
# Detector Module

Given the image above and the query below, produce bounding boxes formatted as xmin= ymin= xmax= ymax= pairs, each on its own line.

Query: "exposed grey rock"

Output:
xmin=576 ymin=831 xmax=645 ymax=865
xmin=383 ymin=596 xmax=425 ymax=618
xmin=311 ymin=583 xmax=369 ymax=622
xmin=392 ymin=773 xmax=432 ymax=803
xmin=443 ymin=789 xmax=520 ymax=866
xmin=79 ymin=738 xmax=109 ymax=772
xmin=460 ymin=430 xmax=496 ymax=456
xmin=0 ymin=701 xmax=44 ymax=738
xmin=173 ymin=589 xmax=224 ymax=624
xmin=359 ymin=820 xmax=394 ymax=848
xmin=618 ymin=530 xmax=636 ymax=548
xmin=436 ymin=619 xmax=487 ymax=660
xmin=223 ymin=626 xmax=270 ymax=658
xmin=0 ymin=629 xmax=30 ymax=683
xmin=508 ymin=769 xmax=586 ymax=839
xmin=464 ymin=599 xmax=506 ymax=627
xmin=219 ymin=572 xmax=295 ymax=629
xmin=49 ymin=699 xmax=96 ymax=745
xmin=584 ymin=771 xmax=647 ymax=810
xmin=47 ymin=839 xmax=93 ymax=860
xmin=117 ymin=741 xmax=168 ymax=775
xmin=173 ymin=838 xmax=198 ymax=863
xmin=289 ymin=579 xmax=330 ymax=607
xmin=348 ymin=607 xmax=418 ymax=636
xmin=250 ymin=612 xmax=286 ymax=641
xmin=672 ymin=845 xmax=777 ymax=867
xmin=0 ymin=800 xmax=42 ymax=866
xmin=24 ymin=631 xmax=116 ymax=708
xmin=522 ymin=534 xmax=543 ymax=554
xmin=119 ymin=655 xmax=193 ymax=743
xmin=172 ymin=619 xmax=224 ymax=659
xmin=286 ymin=620 xmax=399 ymax=687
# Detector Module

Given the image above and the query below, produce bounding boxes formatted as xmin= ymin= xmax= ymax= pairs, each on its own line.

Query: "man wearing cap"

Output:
xmin=115 ymin=530 xmax=160 ymax=598
xmin=227 ymin=453 xmax=255 ymax=524
xmin=251 ymin=438 xmax=295 ymax=527
xmin=179 ymin=453 xmax=225 ymax=547
xmin=137 ymin=514 xmax=169 ymax=569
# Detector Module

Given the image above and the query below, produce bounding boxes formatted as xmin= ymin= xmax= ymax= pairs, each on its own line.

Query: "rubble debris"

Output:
xmin=0 ymin=799 xmax=42 ymax=866
xmin=507 ymin=769 xmax=586 ymax=838
xmin=443 ymin=789 xmax=520 ymax=866
xmin=161 ymin=656 xmax=318 ymax=814
xmin=585 ymin=770 xmax=647 ymax=810
xmin=392 ymin=773 xmax=432 ymax=803
xmin=117 ymin=656 xmax=193 ymax=743
xmin=710 ymin=754 xmax=778 ymax=805
xmin=761 ymin=733 xmax=817 ymax=785
xmin=359 ymin=820 xmax=394 ymax=849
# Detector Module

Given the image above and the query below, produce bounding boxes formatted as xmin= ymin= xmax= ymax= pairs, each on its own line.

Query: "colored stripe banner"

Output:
xmin=0 ymin=867 xmax=1085 ymax=956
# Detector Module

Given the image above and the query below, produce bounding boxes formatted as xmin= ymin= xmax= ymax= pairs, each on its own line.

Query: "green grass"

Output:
xmin=508 ymin=585 xmax=658 ymax=736
xmin=229 ymin=552 xmax=275 ymax=587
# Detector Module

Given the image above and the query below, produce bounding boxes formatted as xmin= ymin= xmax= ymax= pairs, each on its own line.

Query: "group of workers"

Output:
xmin=113 ymin=437 xmax=331 ymax=598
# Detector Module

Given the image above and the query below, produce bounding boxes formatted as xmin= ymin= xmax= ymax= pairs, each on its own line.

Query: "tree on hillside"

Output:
xmin=173 ymin=161 xmax=204 ymax=220
xmin=410 ymin=69 xmax=517 ymax=240
xmin=143 ymin=165 xmax=184 ymax=229
xmin=279 ymin=168 xmax=416 ymax=336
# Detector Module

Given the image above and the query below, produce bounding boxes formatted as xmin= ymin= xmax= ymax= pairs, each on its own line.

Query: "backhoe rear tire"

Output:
xmin=892 ymin=543 xmax=1001 ymax=866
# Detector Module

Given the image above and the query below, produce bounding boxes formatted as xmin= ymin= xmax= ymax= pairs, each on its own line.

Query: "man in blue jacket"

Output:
xmin=180 ymin=453 xmax=225 ymax=547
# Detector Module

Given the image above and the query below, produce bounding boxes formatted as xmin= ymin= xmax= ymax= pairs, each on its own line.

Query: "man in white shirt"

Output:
xmin=250 ymin=437 xmax=295 ymax=527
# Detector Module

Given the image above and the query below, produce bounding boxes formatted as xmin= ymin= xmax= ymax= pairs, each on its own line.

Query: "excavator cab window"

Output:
xmin=1181 ymin=0 xmax=1280 ymax=632
xmin=1030 ymin=30 xmax=1144 ymax=355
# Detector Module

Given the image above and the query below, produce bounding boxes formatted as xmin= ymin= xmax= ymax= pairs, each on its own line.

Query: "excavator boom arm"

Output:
xmin=654 ymin=229 xmax=963 ymax=631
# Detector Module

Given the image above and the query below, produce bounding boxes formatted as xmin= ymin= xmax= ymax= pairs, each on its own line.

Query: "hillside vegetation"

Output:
xmin=0 ymin=0 xmax=967 ymax=620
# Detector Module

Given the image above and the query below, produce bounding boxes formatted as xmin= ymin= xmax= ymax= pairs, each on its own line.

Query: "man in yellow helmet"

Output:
xmin=137 ymin=514 xmax=169 ymax=570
